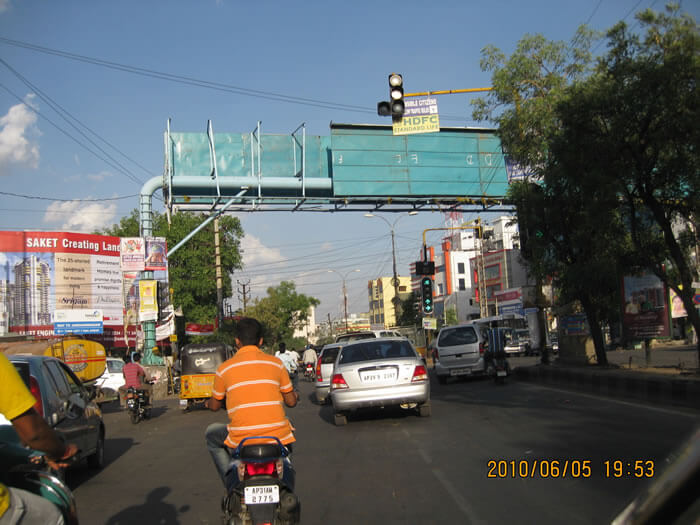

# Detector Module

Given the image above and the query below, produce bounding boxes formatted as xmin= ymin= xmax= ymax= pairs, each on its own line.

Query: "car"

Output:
xmin=7 ymin=354 xmax=106 ymax=469
xmin=433 ymin=322 xmax=490 ymax=384
xmin=334 ymin=330 xmax=404 ymax=343
xmin=314 ymin=343 xmax=344 ymax=404
xmin=329 ymin=337 xmax=430 ymax=426
xmin=95 ymin=356 xmax=126 ymax=403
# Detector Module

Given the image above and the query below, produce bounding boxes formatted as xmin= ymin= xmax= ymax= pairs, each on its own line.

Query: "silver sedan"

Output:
xmin=329 ymin=338 xmax=431 ymax=426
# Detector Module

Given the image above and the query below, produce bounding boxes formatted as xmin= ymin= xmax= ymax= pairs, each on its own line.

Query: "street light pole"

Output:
xmin=365 ymin=212 xmax=417 ymax=326
xmin=327 ymin=269 xmax=361 ymax=332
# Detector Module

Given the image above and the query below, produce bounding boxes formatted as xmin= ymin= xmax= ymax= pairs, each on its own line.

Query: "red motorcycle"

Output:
xmin=303 ymin=363 xmax=315 ymax=382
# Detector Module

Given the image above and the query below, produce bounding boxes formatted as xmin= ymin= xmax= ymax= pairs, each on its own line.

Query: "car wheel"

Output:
xmin=418 ymin=403 xmax=431 ymax=418
xmin=87 ymin=432 xmax=105 ymax=469
xmin=334 ymin=413 xmax=347 ymax=426
xmin=437 ymin=375 xmax=447 ymax=385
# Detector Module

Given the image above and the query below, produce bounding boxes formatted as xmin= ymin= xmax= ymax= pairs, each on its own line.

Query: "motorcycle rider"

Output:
xmin=205 ymin=317 xmax=299 ymax=487
xmin=275 ymin=342 xmax=298 ymax=389
xmin=301 ymin=344 xmax=317 ymax=377
xmin=118 ymin=352 xmax=154 ymax=408
xmin=0 ymin=353 xmax=78 ymax=525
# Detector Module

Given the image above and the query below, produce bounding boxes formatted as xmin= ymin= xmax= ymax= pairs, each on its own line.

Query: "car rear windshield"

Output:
xmin=339 ymin=340 xmax=415 ymax=365
xmin=106 ymin=360 xmax=124 ymax=373
xmin=336 ymin=333 xmax=376 ymax=343
xmin=11 ymin=362 xmax=31 ymax=388
xmin=321 ymin=347 xmax=340 ymax=364
xmin=438 ymin=326 xmax=478 ymax=347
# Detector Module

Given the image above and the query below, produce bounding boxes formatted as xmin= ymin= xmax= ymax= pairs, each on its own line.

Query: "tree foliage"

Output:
xmin=99 ymin=209 xmax=244 ymax=324
xmin=245 ymin=281 xmax=319 ymax=351
xmin=473 ymin=3 xmax=700 ymax=362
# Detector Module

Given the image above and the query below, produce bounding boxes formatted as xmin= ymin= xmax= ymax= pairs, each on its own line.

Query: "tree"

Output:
xmin=396 ymin=291 xmax=421 ymax=327
xmin=245 ymin=281 xmax=319 ymax=351
xmin=567 ymin=5 xmax=700 ymax=359
xmin=99 ymin=209 xmax=244 ymax=325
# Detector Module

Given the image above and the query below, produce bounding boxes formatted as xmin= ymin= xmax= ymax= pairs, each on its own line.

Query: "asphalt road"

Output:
xmin=69 ymin=373 xmax=699 ymax=524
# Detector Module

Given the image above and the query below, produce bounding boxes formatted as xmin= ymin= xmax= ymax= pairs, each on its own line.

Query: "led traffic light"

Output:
xmin=421 ymin=276 xmax=433 ymax=314
xmin=377 ymin=73 xmax=405 ymax=121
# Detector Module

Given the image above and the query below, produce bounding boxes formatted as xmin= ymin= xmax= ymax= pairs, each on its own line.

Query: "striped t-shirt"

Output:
xmin=212 ymin=345 xmax=295 ymax=448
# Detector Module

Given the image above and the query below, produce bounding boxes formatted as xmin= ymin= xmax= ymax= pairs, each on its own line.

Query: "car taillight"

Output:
xmin=412 ymin=365 xmax=428 ymax=382
xmin=29 ymin=376 xmax=43 ymax=416
xmin=479 ymin=342 xmax=487 ymax=355
xmin=244 ymin=460 xmax=278 ymax=478
xmin=316 ymin=358 xmax=322 ymax=381
xmin=330 ymin=373 xmax=348 ymax=390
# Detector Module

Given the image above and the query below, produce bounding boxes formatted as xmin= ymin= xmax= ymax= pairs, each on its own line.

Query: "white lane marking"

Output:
xmin=432 ymin=468 xmax=483 ymax=525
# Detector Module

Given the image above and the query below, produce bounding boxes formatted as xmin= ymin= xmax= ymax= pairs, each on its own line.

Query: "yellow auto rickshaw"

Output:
xmin=178 ymin=342 xmax=234 ymax=411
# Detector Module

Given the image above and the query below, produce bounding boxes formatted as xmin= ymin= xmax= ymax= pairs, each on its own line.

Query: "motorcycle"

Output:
xmin=126 ymin=384 xmax=152 ymax=424
xmin=223 ymin=436 xmax=300 ymax=525
xmin=485 ymin=350 xmax=510 ymax=384
xmin=303 ymin=363 xmax=315 ymax=382
xmin=0 ymin=427 xmax=79 ymax=524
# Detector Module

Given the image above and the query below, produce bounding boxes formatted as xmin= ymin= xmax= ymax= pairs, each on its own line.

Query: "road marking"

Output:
xmin=431 ymin=468 xmax=483 ymax=525
xmin=521 ymin=382 xmax=699 ymax=418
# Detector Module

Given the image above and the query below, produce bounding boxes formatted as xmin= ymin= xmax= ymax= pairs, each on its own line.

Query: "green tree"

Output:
xmin=396 ymin=291 xmax=421 ymax=327
xmin=99 ymin=209 xmax=244 ymax=326
xmin=445 ymin=306 xmax=458 ymax=326
xmin=246 ymin=281 xmax=319 ymax=351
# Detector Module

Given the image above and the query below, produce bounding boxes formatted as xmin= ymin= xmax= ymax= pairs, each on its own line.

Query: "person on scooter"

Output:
xmin=118 ymin=352 xmax=154 ymax=408
xmin=0 ymin=352 xmax=78 ymax=525
xmin=275 ymin=342 xmax=299 ymax=390
xmin=301 ymin=344 xmax=317 ymax=380
xmin=204 ymin=317 xmax=299 ymax=487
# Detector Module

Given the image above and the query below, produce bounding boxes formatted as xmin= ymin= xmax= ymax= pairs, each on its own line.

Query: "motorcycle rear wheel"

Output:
xmin=130 ymin=411 xmax=140 ymax=424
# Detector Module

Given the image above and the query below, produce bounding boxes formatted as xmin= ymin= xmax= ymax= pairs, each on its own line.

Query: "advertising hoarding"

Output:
xmin=622 ymin=273 xmax=670 ymax=339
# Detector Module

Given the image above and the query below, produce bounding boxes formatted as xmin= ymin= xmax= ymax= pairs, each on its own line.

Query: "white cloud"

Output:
xmin=0 ymin=0 xmax=11 ymax=14
xmin=43 ymin=200 xmax=118 ymax=232
xmin=241 ymin=234 xmax=283 ymax=267
xmin=87 ymin=170 xmax=113 ymax=182
xmin=74 ymin=154 xmax=81 ymax=166
xmin=0 ymin=95 xmax=41 ymax=173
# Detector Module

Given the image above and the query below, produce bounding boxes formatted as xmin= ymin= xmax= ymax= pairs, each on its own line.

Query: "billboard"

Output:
xmin=622 ymin=273 xmax=670 ymax=339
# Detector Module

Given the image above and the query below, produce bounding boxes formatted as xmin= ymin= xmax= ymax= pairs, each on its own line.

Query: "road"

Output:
xmin=69 ymin=373 xmax=699 ymax=524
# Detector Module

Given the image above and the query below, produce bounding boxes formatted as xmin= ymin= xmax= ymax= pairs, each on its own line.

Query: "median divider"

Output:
xmin=513 ymin=364 xmax=700 ymax=410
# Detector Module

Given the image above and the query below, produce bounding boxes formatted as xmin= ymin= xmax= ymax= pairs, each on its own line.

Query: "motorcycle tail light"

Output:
xmin=245 ymin=461 xmax=277 ymax=478
xmin=412 ymin=365 xmax=428 ymax=382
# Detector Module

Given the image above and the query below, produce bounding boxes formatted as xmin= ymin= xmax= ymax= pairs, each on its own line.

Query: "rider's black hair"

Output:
xmin=236 ymin=317 xmax=263 ymax=346
xmin=132 ymin=352 xmax=141 ymax=362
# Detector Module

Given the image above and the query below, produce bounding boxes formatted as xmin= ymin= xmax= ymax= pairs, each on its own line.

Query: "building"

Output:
xmin=293 ymin=305 xmax=317 ymax=343
xmin=13 ymin=256 xmax=51 ymax=327
xmin=368 ymin=276 xmax=412 ymax=328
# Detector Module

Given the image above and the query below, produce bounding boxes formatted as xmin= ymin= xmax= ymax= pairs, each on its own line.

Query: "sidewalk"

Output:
xmin=512 ymin=343 xmax=700 ymax=410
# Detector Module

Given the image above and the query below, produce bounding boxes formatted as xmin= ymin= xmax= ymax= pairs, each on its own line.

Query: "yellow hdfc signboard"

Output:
xmin=392 ymin=96 xmax=440 ymax=135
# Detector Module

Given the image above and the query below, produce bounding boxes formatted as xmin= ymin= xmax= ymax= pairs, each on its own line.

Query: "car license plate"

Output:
xmin=497 ymin=370 xmax=507 ymax=377
xmin=361 ymin=370 xmax=397 ymax=383
xmin=244 ymin=485 xmax=280 ymax=504
xmin=450 ymin=368 xmax=471 ymax=376
xmin=179 ymin=399 xmax=188 ymax=406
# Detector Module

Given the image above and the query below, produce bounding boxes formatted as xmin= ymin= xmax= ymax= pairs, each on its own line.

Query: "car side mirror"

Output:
xmin=66 ymin=393 xmax=86 ymax=419
xmin=85 ymin=385 xmax=98 ymax=401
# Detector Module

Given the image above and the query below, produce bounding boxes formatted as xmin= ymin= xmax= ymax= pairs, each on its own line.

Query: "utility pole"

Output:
xmin=214 ymin=218 xmax=223 ymax=326
xmin=237 ymin=279 xmax=251 ymax=312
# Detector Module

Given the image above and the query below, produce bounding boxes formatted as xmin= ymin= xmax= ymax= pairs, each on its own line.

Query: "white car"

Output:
xmin=95 ymin=357 xmax=126 ymax=402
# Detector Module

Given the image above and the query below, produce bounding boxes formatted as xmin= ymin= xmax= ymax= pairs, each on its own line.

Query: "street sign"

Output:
xmin=392 ymin=96 xmax=440 ymax=136
xmin=422 ymin=317 xmax=437 ymax=330
xmin=54 ymin=309 xmax=104 ymax=335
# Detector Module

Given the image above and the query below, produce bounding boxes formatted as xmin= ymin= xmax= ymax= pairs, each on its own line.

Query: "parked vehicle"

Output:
xmin=223 ymin=436 xmax=300 ymax=525
xmin=94 ymin=356 xmax=125 ymax=403
xmin=314 ymin=343 xmax=343 ymax=404
xmin=334 ymin=330 xmax=403 ymax=343
xmin=125 ymin=384 xmax=153 ymax=424
xmin=6 ymin=354 xmax=105 ymax=469
xmin=0 ymin=418 xmax=80 ymax=524
xmin=330 ymin=338 xmax=430 ymax=425
xmin=179 ymin=342 xmax=234 ymax=411
xmin=433 ymin=322 xmax=490 ymax=384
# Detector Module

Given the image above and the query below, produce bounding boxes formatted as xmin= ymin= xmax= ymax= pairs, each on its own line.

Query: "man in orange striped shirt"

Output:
xmin=205 ymin=317 xmax=299 ymax=485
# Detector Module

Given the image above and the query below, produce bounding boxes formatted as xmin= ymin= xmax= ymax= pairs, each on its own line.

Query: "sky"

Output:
xmin=1 ymin=0 xmax=698 ymax=325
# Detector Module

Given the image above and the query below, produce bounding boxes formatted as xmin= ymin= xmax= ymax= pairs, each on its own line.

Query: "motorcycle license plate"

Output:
xmin=244 ymin=485 xmax=280 ymax=504
xmin=497 ymin=370 xmax=507 ymax=377
xmin=179 ymin=399 xmax=188 ymax=406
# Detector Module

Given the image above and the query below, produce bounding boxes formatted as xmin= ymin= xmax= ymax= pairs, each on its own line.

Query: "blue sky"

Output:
xmin=1 ymin=0 xmax=697 ymax=324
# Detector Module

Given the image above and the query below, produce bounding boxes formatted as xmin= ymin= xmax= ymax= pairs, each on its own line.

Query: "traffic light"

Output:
xmin=377 ymin=73 xmax=405 ymax=121
xmin=388 ymin=73 xmax=404 ymax=120
xmin=420 ymin=277 xmax=433 ymax=314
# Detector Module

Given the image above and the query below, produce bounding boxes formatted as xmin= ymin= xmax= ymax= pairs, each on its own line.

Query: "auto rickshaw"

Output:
xmin=178 ymin=342 xmax=234 ymax=411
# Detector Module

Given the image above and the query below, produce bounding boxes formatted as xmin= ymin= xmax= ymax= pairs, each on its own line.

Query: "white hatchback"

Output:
xmin=95 ymin=357 xmax=125 ymax=401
